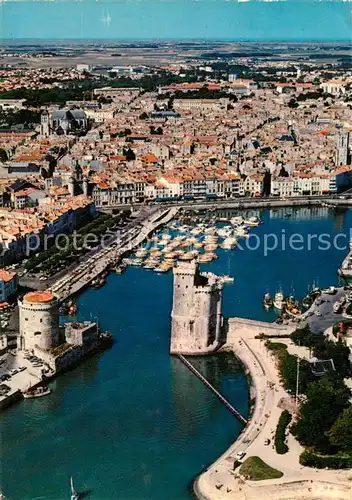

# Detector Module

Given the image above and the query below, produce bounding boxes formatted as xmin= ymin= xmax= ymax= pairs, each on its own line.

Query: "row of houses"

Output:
xmin=0 ymin=195 xmax=95 ymax=263
xmin=91 ymin=166 xmax=352 ymax=206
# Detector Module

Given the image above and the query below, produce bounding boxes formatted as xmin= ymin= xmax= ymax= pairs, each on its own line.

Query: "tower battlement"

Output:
xmin=170 ymin=261 xmax=223 ymax=355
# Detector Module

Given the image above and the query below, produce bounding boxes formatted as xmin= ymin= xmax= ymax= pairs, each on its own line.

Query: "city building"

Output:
xmin=0 ymin=269 xmax=17 ymax=303
xmin=40 ymin=109 xmax=88 ymax=137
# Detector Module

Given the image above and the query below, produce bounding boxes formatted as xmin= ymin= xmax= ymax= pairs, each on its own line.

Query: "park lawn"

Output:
xmin=239 ymin=456 xmax=283 ymax=481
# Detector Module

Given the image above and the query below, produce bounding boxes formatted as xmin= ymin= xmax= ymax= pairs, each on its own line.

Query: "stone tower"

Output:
xmin=40 ymin=110 xmax=50 ymax=137
xmin=82 ymin=176 xmax=88 ymax=197
xmin=170 ymin=261 xmax=223 ymax=355
xmin=67 ymin=176 xmax=75 ymax=197
xmin=336 ymin=132 xmax=350 ymax=166
xmin=18 ymin=291 xmax=59 ymax=351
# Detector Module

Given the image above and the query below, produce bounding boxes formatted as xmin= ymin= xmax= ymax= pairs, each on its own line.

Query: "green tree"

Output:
xmin=328 ymin=406 xmax=352 ymax=452
xmin=291 ymin=376 xmax=350 ymax=452
xmin=0 ymin=148 xmax=8 ymax=162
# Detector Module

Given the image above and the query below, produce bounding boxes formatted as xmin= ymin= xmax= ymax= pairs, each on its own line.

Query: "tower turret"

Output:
xmin=170 ymin=262 xmax=223 ymax=354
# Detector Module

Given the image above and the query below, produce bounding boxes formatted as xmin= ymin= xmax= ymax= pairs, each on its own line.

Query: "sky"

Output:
xmin=0 ymin=1 xmax=351 ymax=41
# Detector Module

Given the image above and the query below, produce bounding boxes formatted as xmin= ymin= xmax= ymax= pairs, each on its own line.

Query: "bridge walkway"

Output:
xmin=177 ymin=353 xmax=247 ymax=425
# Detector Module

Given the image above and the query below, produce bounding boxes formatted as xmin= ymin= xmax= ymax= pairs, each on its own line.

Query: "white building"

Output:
xmin=0 ymin=99 xmax=26 ymax=111
xmin=321 ymin=80 xmax=346 ymax=96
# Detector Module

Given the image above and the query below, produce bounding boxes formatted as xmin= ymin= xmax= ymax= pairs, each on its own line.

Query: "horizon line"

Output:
xmin=1 ymin=37 xmax=351 ymax=42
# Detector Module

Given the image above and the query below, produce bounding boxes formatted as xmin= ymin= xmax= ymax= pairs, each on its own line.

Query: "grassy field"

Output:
xmin=239 ymin=456 xmax=283 ymax=481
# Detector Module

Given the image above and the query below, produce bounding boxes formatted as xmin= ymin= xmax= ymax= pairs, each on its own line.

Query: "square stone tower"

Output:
xmin=170 ymin=261 xmax=223 ymax=354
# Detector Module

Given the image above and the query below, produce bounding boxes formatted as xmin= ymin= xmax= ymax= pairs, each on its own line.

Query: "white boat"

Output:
xmin=221 ymin=275 xmax=234 ymax=284
xmin=273 ymin=291 xmax=285 ymax=310
xmin=204 ymin=244 xmax=218 ymax=252
xmin=70 ymin=476 xmax=80 ymax=500
xmin=333 ymin=302 xmax=342 ymax=314
xmin=179 ymin=251 xmax=194 ymax=261
xmin=161 ymin=233 xmax=172 ymax=241
xmin=23 ymin=385 xmax=51 ymax=399
xmin=263 ymin=292 xmax=273 ymax=309
xmin=198 ymin=253 xmax=214 ymax=263
xmin=244 ymin=216 xmax=261 ymax=226
xmin=235 ymin=227 xmax=249 ymax=237
xmin=221 ymin=237 xmax=237 ymax=250
xmin=230 ymin=216 xmax=244 ymax=225
xmin=130 ymin=258 xmax=143 ymax=266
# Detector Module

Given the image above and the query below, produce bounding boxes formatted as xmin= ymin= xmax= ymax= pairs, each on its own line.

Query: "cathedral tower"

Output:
xmin=40 ymin=110 xmax=50 ymax=137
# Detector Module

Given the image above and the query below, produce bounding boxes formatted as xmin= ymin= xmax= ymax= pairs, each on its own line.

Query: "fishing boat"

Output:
xmin=273 ymin=291 xmax=285 ymax=310
xmin=70 ymin=476 xmax=80 ymax=500
xmin=263 ymin=292 xmax=273 ymax=309
xmin=23 ymin=385 xmax=51 ymax=399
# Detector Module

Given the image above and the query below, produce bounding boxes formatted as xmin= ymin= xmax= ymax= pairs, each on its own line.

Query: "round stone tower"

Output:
xmin=19 ymin=291 xmax=59 ymax=351
xmin=170 ymin=262 xmax=223 ymax=354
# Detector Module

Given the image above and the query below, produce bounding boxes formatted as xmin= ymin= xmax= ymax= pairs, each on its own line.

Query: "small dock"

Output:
xmin=177 ymin=354 xmax=248 ymax=425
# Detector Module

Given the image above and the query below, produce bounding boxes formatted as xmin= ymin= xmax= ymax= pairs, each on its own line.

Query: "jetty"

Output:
xmin=338 ymin=241 xmax=352 ymax=278
xmin=177 ymin=353 xmax=247 ymax=425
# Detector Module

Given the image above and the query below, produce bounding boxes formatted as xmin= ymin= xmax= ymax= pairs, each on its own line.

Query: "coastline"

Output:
xmin=192 ymin=325 xmax=352 ymax=500
xmin=193 ymin=339 xmax=267 ymax=500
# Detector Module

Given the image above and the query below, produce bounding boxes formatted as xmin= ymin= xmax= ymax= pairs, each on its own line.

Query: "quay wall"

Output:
xmin=97 ymin=196 xmax=352 ymax=212
xmin=0 ymin=389 xmax=22 ymax=411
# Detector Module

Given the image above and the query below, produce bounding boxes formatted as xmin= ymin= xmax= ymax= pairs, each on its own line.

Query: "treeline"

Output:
xmin=0 ymin=71 xmax=191 ymax=106
xmin=0 ymin=109 xmax=41 ymax=129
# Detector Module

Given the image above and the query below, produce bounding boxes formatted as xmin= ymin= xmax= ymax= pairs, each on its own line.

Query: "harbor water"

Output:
xmin=1 ymin=206 xmax=351 ymax=500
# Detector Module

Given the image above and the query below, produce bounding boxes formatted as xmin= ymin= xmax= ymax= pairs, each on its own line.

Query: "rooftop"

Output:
xmin=23 ymin=290 xmax=55 ymax=304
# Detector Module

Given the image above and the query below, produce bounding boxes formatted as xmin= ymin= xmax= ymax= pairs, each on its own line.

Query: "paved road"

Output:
xmin=49 ymin=207 xmax=179 ymax=301
xmin=19 ymin=206 xmax=161 ymax=291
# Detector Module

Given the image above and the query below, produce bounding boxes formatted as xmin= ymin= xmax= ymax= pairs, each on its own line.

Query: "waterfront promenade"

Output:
xmin=49 ymin=207 xmax=179 ymax=300
xmin=194 ymin=320 xmax=352 ymax=500
xmin=98 ymin=194 xmax=352 ymax=212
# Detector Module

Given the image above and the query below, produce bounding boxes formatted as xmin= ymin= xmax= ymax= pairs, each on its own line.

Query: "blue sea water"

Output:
xmin=1 ymin=207 xmax=351 ymax=500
